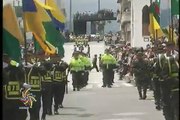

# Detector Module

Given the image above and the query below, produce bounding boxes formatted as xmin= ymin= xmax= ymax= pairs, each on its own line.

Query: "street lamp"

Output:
xmin=70 ymin=0 xmax=72 ymax=32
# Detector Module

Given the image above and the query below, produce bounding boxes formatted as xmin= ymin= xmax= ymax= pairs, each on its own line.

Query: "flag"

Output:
xmin=160 ymin=0 xmax=171 ymax=28
xmin=151 ymin=1 xmax=160 ymax=23
xmin=162 ymin=27 xmax=178 ymax=45
xmin=45 ymin=0 xmax=66 ymax=30
xmin=23 ymin=0 xmax=46 ymax=38
xmin=149 ymin=13 xmax=164 ymax=38
xmin=3 ymin=4 xmax=24 ymax=62
xmin=171 ymin=0 xmax=179 ymax=15
xmin=23 ymin=0 xmax=57 ymax=55
xmin=34 ymin=0 xmax=65 ymax=57
xmin=149 ymin=2 xmax=164 ymax=39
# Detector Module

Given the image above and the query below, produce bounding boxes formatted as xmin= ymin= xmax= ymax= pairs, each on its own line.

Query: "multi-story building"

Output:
xmin=131 ymin=0 xmax=151 ymax=48
xmin=117 ymin=0 xmax=131 ymax=43
xmin=117 ymin=0 xmax=151 ymax=48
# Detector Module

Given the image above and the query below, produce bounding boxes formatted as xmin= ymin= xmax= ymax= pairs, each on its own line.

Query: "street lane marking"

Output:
xmin=103 ymin=118 xmax=140 ymax=120
xmin=113 ymin=112 xmax=146 ymax=116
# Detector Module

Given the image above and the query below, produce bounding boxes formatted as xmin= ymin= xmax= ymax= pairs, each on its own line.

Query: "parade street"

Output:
xmin=40 ymin=41 xmax=165 ymax=120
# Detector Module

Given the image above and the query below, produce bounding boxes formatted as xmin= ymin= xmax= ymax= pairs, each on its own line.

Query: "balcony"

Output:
xmin=121 ymin=11 xmax=131 ymax=25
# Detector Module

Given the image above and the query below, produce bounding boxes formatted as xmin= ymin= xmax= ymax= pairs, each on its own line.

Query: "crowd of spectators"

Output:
xmin=73 ymin=9 xmax=115 ymax=21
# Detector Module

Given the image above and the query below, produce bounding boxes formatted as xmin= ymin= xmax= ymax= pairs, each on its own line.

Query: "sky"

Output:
xmin=3 ymin=0 xmax=119 ymax=33
xmin=65 ymin=0 xmax=118 ymax=19
xmin=3 ymin=0 xmax=118 ymax=19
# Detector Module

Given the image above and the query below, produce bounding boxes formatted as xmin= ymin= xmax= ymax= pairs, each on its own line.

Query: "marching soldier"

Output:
xmin=92 ymin=54 xmax=99 ymax=72
xmin=69 ymin=52 xmax=85 ymax=91
xmin=41 ymin=57 xmax=53 ymax=120
xmin=3 ymin=58 xmax=27 ymax=120
xmin=157 ymin=45 xmax=172 ymax=120
xmin=132 ymin=52 xmax=150 ymax=100
xmin=167 ymin=55 xmax=179 ymax=120
xmin=100 ymin=49 xmax=117 ymax=88
xmin=79 ymin=52 xmax=92 ymax=87
xmin=24 ymin=52 xmax=44 ymax=120
xmin=51 ymin=55 xmax=69 ymax=114
xmin=159 ymin=44 xmax=179 ymax=120
xmin=151 ymin=56 xmax=162 ymax=110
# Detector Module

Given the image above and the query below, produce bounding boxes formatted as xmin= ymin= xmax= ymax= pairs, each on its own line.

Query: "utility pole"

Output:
xmin=70 ymin=0 xmax=72 ymax=32
xmin=98 ymin=0 xmax=100 ymax=11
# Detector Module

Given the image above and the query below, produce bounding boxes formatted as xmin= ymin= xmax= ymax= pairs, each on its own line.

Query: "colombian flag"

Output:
xmin=23 ymin=0 xmax=57 ymax=55
xmin=3 ymin=4 xmax=24 ymax=62
xmin=34 ymin=0 xmax=65 ymax=57
xmin=45 ymin=0 xmax=66 ymax=30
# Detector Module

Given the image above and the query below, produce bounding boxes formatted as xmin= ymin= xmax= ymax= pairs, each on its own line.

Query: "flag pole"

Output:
xmin=22 ymin=1 xmax=28 ymax=65
xmin=171 ymin=15 xmax=174 ymax=45
xmin=150 ymin=0 xmax=155 ymax=41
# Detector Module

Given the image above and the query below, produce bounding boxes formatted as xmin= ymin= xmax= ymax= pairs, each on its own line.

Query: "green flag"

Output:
xmin=33 ymin=0 xmax=65 ymax=57
xmin=149 ymin=1 xmax=160 ymax=23
xmin=43 ymin=21 xmax=65 ymax=57
xmin=171 ymin=0 xmax=179 ymax=15
xmin=3 ymin=4 xmax=24 ymax=63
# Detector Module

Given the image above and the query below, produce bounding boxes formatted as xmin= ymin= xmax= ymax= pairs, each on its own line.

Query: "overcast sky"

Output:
xmin=3 ymin=0 xmax=119 ymax=32
xmin=3 ymin=0 xmax=118 ymax=19
xmin=65 ymin=0 xmax=118 ymax=19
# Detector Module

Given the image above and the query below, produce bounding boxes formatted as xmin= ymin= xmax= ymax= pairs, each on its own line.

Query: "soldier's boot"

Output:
xmin=41 ymin=113 xmax=46 ymax=120
xmin=77 ymin=87 xmax=80 ymax=91
xmin=155 ymin=100 xmax=161 ymax=110
xmin=137 ymin=87 xmax=143 ymax=100
xmin=59 ymin=104 xmax=64 ymax=108
xmin=142 ymin=89 xmax=147 ymax=100
xmin=155 ymin=105 xmax=161 ymax=111
xmin=54 ymin=105 xmax=59 ymax=115
xmin=73 ymin=85 xmax=76 ymax=91
xmin=138 ymin=91 xmax=143 ymax=100
xmin=47 ymin=108 xmax=52 ymax=115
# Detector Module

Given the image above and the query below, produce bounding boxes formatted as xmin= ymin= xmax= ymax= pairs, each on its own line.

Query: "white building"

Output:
xmin=131 ymin=0 xmax=151 ymax=48
xmin=117 ymin=0 xmax=151 ymax=48
xmin=117 ymin=0 xmax=131 ymax=43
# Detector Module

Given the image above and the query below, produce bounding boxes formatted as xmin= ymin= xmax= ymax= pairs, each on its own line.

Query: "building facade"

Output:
xmin=131 ymin=0 xmax=151 ymax=48
xmin=117 ymin=0 xmax=131 ymax=43
xmin=117 ymin=0 xmax=151 ymax=48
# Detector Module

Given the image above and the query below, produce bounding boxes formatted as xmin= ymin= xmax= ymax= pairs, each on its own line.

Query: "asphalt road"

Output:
xmin=24 ymin=41 xmax=165 ymax=120
xmin=42 ymin=42 xmax=165 ymax=120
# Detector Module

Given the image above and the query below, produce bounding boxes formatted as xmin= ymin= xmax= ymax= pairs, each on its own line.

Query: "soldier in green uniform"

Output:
xmin=157 ymin=45 xmax=172 ymax=120
xmin=160 ymin=44 xmax=179 ymax=120
xmin=132 ymin=52 xmax=150 ymax=100
xmin=167 ymin=55 xmax=179 ymax=120
xmin=151 ymin=56 xmax=162 ymax=110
